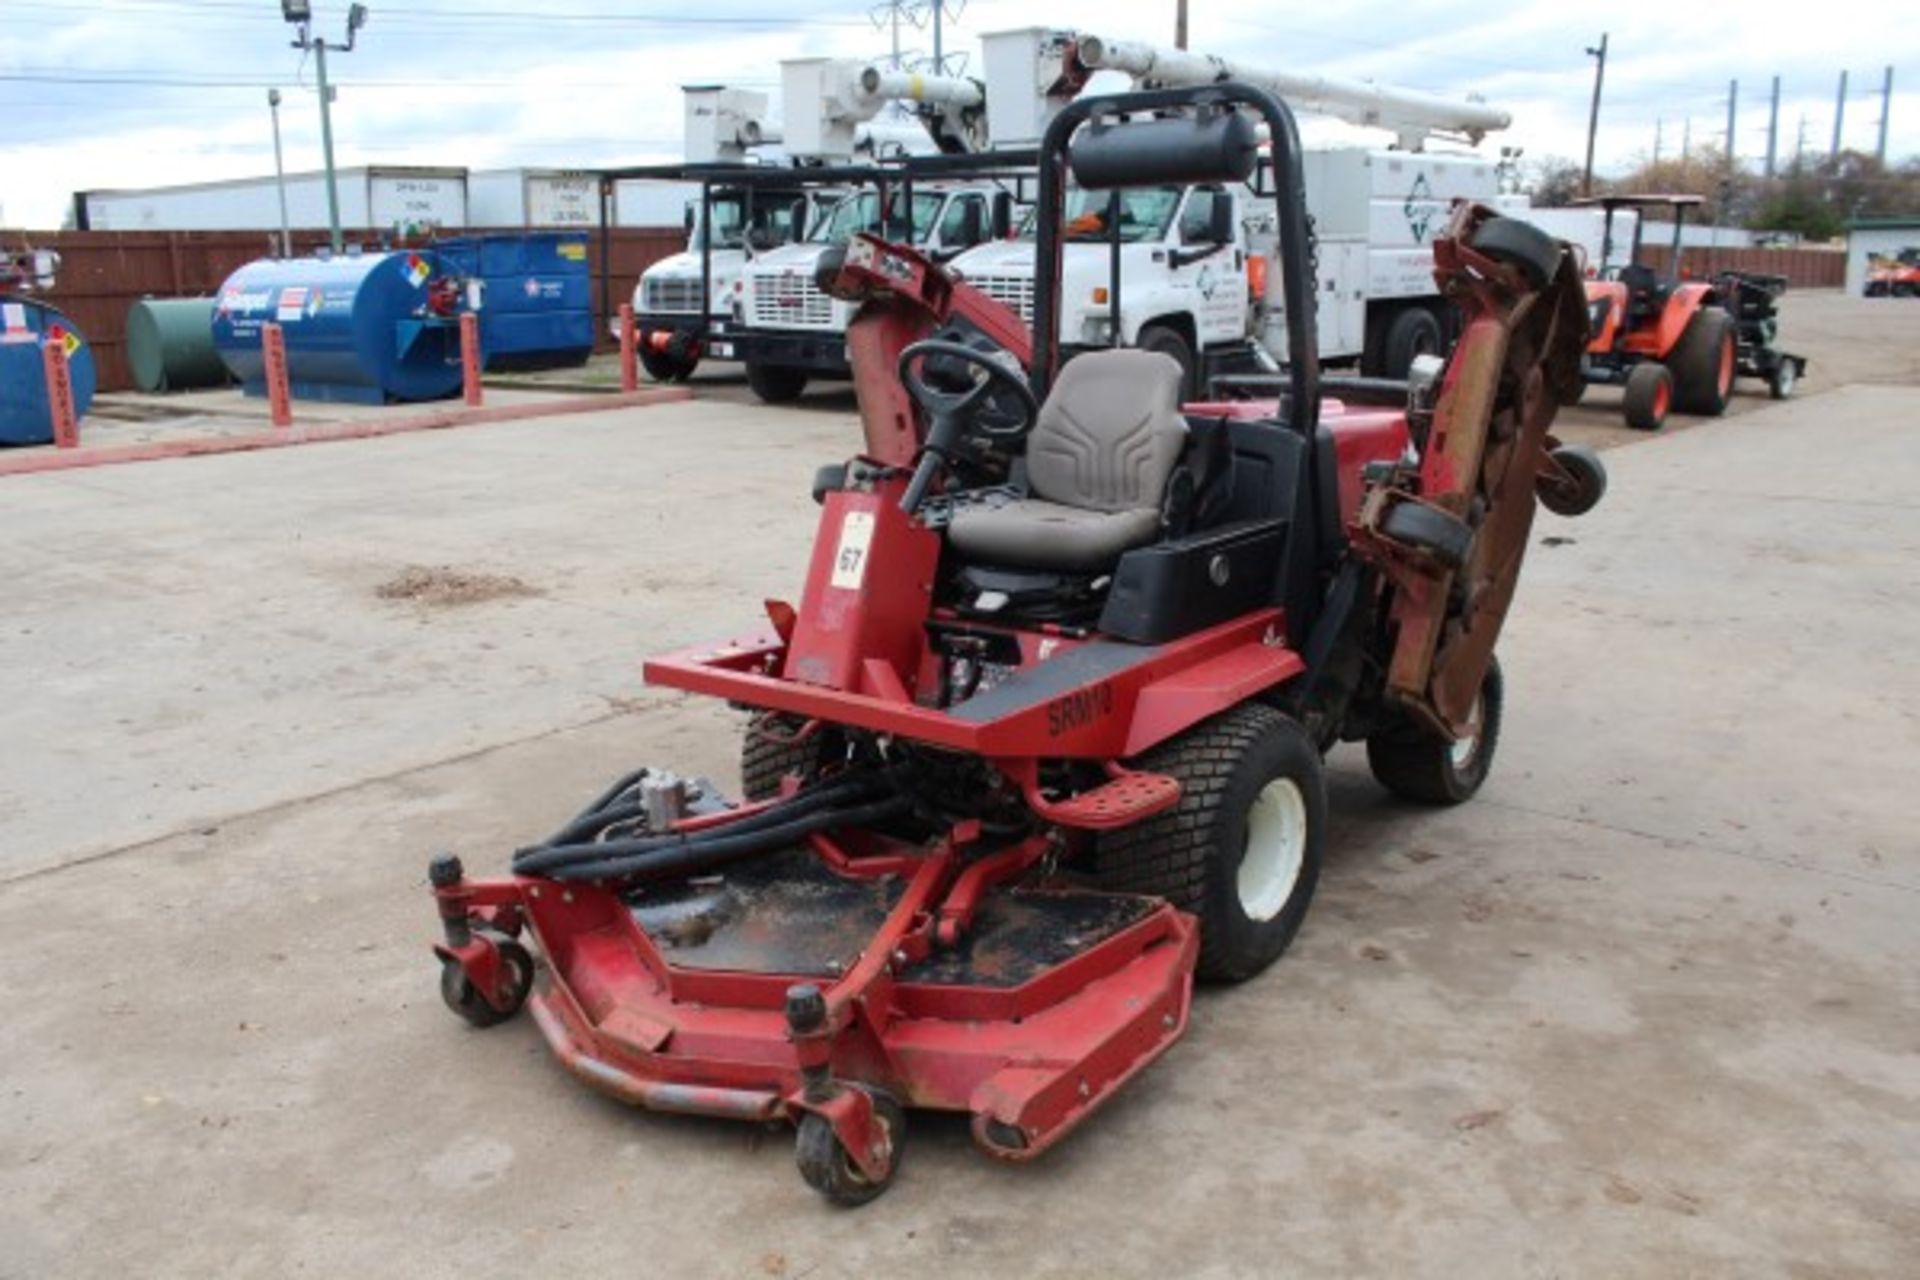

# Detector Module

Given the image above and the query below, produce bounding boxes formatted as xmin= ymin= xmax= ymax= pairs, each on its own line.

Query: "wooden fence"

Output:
xmin=7 ymin=227 xmax=1848 ymax=394
xmin=4 ymin=226 xmax=684 ymax=392
xmin=1637 ymin=244 xmax=1846 ymax=288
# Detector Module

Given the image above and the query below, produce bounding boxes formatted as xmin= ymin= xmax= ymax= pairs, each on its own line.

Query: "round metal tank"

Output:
xmin=0 ymin=297 xmax=98 ymax=446
xmin=126 ymin=297 xmax=227 ymax=393
xmin=210 ymin=251 xmax=471 ymax=404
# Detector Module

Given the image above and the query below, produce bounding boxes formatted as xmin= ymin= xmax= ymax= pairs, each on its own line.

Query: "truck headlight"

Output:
xmin=1080 ymin=314 xmax=1114 ymax=345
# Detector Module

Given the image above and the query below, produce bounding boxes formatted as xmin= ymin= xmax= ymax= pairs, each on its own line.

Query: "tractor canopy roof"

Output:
xmin=1570 ymin=193 xmax=1705 ymax=211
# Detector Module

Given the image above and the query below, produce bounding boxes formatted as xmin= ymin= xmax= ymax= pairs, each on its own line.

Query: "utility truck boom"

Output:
xmin=1073 ymin=34 xmax=1510 ymax=149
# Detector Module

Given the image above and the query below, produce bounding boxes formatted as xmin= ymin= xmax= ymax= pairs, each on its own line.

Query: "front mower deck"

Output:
xmin=442 ymin=835 xmax=1196 ymax=1167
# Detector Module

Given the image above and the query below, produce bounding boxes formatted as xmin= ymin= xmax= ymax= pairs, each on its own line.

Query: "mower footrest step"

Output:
xmin=1034 ymin=771 xmax=1181 ymax=831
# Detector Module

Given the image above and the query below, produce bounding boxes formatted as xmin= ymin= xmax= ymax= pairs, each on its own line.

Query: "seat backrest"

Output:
xmin=1027 ymin=350 xmax=1188 ymax=514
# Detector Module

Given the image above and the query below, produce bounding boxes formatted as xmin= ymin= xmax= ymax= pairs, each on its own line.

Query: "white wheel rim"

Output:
xmin=1449 ymin=692 xmax=1485 ymax=771
xmin=1778 ymin=365 xmax=1795 ymax=395
xmin=1239 ymin=778 xmax=1307 ymax=923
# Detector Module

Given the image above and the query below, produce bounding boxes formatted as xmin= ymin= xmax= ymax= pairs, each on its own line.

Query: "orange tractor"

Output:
xmin=1577 ymin=194 xmax=1738 ymax=431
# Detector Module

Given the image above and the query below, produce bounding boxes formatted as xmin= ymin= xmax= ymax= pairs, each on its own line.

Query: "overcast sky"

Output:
xmin=2 ymin=0 xmax=1914 ymax=227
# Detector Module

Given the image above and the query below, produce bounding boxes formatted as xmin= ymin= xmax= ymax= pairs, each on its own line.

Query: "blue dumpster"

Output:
xmin=0 ymin=297 xmax=97 ymax=445
xmin=434 ymin=233 xmax=594 ymax=370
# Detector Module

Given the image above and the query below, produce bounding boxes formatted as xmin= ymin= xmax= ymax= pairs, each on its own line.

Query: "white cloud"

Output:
xmin=2 ymin=0 xmax=1914 ymax=226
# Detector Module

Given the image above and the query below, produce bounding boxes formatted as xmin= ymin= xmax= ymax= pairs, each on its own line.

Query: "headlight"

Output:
xmin=1079 ymin=314 xmax=1114 ymax=345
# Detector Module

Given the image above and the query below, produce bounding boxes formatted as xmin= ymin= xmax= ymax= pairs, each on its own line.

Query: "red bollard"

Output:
xmin=619 ymin=302 xmax=639 ymax=393
xmin=42 ymin=339 xmax=79 ymax=449
xmin=460 ymin=312 xmax=483 ymax=407
xmin=262 ymin=322 xmax=293 ymax=429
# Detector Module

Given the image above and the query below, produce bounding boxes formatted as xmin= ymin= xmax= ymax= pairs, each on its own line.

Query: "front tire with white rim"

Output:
xmin=1093 ymin=703 xmax=1326 ymax=982
xmin=1365 ymin=656 xmax=1504 ymax=805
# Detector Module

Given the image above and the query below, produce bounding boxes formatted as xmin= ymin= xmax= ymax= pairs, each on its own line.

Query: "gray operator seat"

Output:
xmin=946 ymin=349 xmax=1188 ymax=572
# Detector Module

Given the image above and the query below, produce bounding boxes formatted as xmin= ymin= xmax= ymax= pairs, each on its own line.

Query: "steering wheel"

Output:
xmin=895 ymin=338 xmax=1038 ymax=515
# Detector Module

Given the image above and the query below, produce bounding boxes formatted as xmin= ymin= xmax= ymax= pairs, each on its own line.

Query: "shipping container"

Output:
xmin=468 ymin=169 xmax=604 ymax=228
xmin=76 ymin=167 xmax=469 ymax=235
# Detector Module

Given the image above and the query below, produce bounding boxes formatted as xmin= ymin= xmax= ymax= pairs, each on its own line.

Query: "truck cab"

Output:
xmin=735 ymin=184 xmax=1008 ymax=402
xmin=624 ymin=185 xmax=842 ymax=383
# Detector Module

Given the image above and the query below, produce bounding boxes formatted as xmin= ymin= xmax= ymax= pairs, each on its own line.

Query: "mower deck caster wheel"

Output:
xmin=440 ymin=937 xmax=534 ymax=1029
xmin=1537 ymin=444 xmax=1607 ymax=517
xmin=1769 ymin=360 xmax=1798 ymax=400
xmin=795 ymin=1087 xmax=905 ymax=1208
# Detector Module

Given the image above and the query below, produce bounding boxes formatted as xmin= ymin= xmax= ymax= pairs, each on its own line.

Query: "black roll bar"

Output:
xmin=1030 ymin=84 xmax=1319 ymax=428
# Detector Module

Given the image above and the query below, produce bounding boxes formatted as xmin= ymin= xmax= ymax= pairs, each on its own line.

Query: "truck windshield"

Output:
xmin=701 ymin=191 xmax=811 ymax=250
xmin=1040 ymin=186 xmax=1184 ymax=243
xmin=814 ymin=191 xmax=946 ymax=244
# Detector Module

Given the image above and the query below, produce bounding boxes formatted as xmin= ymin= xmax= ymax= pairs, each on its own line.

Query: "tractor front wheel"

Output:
xmin=1095 ymin=704 xmax=1326 ymax=982
xmin=1366 ymin=656 xmax=1504 ymax=805
xmin=1622 ymin=363 xmax=1672 ymax=431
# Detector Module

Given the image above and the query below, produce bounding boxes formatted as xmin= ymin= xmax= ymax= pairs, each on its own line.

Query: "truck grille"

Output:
xmin=968 ymin=274 xmax=1035 ymax=324
xmin=749 ymin=271 xmax=833 ymax=328
xmin=642 ymin=276 xmax=703 ymax=314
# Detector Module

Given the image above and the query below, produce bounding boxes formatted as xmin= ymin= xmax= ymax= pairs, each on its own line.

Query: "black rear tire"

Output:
xmin=1379 ymin=306 xmax=1444 ymax=380
xmin=1135 ymin=324 xmax=1197 ymax=400
xmin=1622 ymin=363 xmax=1671 ymax=431
xmin=1095 ymin=704 xmax=1326 ymax=982
xmin=746 ymin=363 xmax=809 ymax=404
xmin=1366 ymin=656 xmax=1504 ymax=805
xmin=1470 ymin=216 xmax=1560 ymax=291
xmin=1669 ymin=308 xmax=1737 ymax=415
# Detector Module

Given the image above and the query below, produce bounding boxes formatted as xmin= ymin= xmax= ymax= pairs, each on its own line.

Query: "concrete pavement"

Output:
xmin=2 ymin=380 xmax=1916 ymax=1278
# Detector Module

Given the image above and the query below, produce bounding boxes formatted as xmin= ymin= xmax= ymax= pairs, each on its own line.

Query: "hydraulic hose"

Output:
xmin=511 ymin=771 xmax=894 ymax=878
xmin=540 ymin=793 xmax=913 ymax=886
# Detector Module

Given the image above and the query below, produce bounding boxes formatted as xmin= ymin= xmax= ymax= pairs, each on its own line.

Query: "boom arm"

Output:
xmin=1074 ymin=34 xmax=1510 ymax=148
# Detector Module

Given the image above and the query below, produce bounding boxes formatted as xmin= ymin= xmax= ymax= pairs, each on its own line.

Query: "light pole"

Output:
xmin=280 ymin=0 xmax=369 ymax=254
xmin=1582 ymin=33 xmax=1608 ymax=197
xmin=267 ymin=88 xmax=291 ymax=258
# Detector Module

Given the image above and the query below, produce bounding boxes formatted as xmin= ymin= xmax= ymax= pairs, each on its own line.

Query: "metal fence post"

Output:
xmin=42 ymin=340 xmax=79 ymax=449
xmin=619 ymin=303 xmax=639 ymax=393
xmin=262 ymin=322 xmax=293 ymax=428
xmin=460 ymin=312 xmax=483 ymax=407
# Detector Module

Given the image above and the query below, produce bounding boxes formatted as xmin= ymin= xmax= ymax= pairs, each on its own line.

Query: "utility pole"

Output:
xmin=1175 ymin=0 xmax=1188 ymax=50
xmin=282 ymin=1 xmax=369 ymax=255
xmin=931 ymin=0 xmax=942 ymax=70
xmin=1831 ymin=69 xmax=1847 ymax=160
xmin=1725 ymin=79 xmax=1738 ymax=169
xmin=1765 ymin=75 xmax=1780 ymax=177
xmin=267 ymin=88 xmax=291 ymax=258
xmin=1795 ymin=114 xmax=1808 ymax=168
xmin=1582 ymin=33 xmax=1608 ymax=196
xmin=1681 ymin=116 xmax=1691 ymax=163
xmin=1654 ymin=118 xmax=1663 ymax=165
xmin=1877 ymin=66 xmax=1894 ymax=164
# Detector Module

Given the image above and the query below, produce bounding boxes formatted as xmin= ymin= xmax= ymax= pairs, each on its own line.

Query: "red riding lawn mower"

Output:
xmin=1576 ymin=193 xmax=1740 ymax=431
xmin=424 ymin=84 xmax=1603 ymax=1206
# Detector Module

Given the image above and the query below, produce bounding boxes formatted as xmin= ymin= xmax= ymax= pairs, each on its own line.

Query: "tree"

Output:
xmin=1745 ymin=150 xmax=1920 ymax=242
xmin=1525 ymin=156 xmax=1587 ymax=207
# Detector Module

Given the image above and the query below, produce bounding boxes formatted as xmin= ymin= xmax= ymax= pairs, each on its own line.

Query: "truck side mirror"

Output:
xmin=683 ymin=203 xmax=696 ymax=235
xmin=1207 ymin=191 xmax=1235 ymax=245
xmin=991 ymin=192 xmax=1014 ymax=239
xmin=957 ymin=199 xmax=985 ymax=247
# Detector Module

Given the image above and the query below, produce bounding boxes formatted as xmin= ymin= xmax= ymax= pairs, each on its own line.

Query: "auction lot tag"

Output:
xmin=830 ymin=511 xmax=875 ymax=590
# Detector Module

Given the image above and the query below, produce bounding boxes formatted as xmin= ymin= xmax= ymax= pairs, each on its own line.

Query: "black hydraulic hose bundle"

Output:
xmin=511 ymin=768 xmax=908 ymax=888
